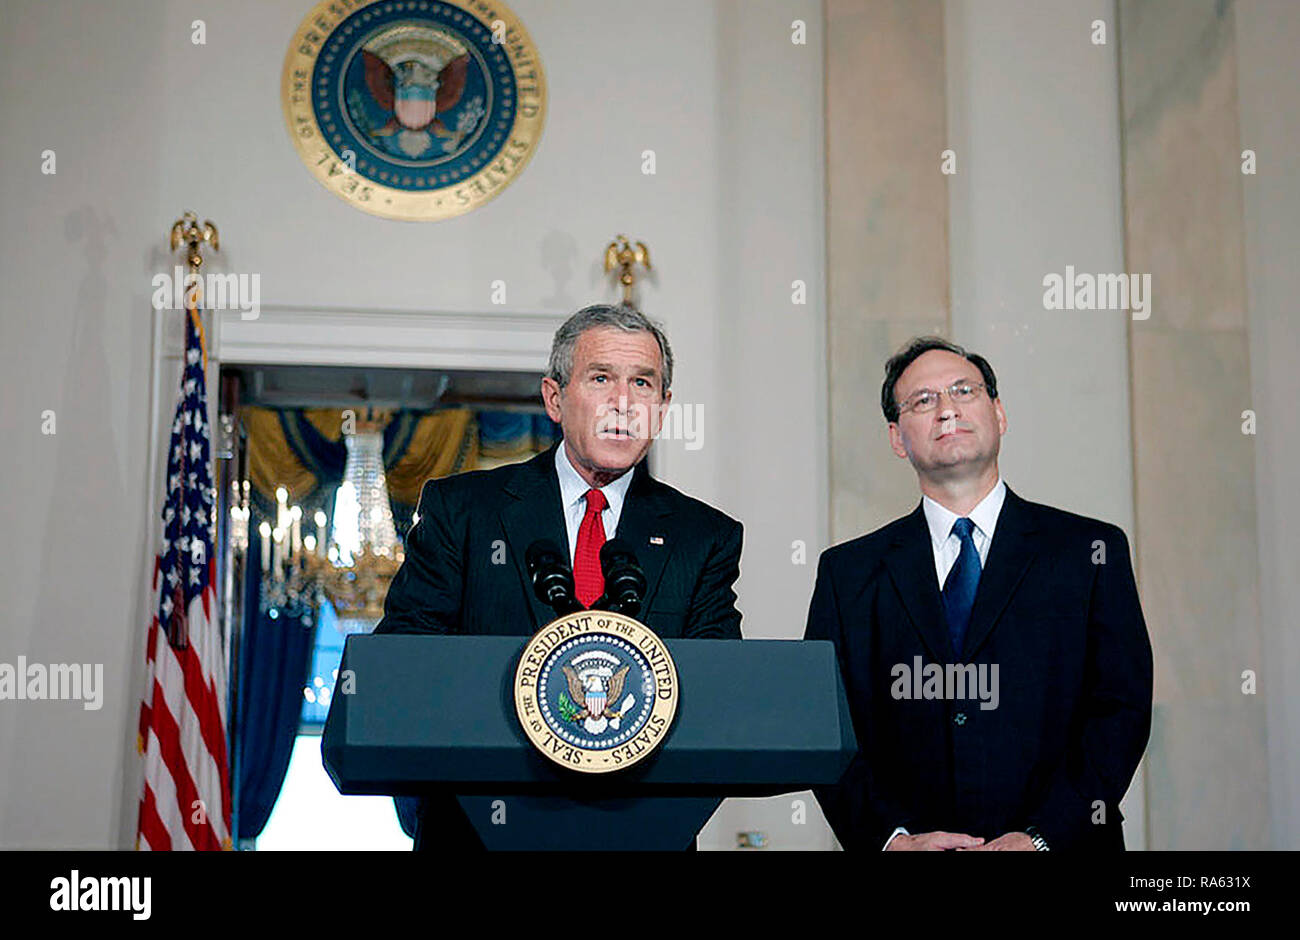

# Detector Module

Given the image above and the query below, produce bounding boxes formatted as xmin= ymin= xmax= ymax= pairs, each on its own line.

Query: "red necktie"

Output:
xmin=573 ymin=488 xmax=608 ymax=607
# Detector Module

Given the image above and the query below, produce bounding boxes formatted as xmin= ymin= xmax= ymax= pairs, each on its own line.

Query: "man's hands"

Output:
xmin=887 ymin=831 xmax=1036 ymax=851
xmin=960 ymin=831 xmax=1035 ymax=851
xmin=887 ymin=831 xmax=985 ymax=851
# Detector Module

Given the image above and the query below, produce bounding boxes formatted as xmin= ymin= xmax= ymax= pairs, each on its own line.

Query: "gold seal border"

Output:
xmin=281 ymin=0 xmax=547 ymax=221
xmin=514 ymin=611 xmax=680 ymax=774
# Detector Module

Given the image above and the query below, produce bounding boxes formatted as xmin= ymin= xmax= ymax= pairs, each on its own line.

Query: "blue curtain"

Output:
xmin=233 ymin=521 xmax=318 ymax=843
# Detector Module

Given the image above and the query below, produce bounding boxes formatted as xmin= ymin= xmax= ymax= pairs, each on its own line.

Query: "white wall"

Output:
xmin=0 ymin=0 xmax=827 ymax=848
xmin=0 ymin=0 xmax=176 ymax=849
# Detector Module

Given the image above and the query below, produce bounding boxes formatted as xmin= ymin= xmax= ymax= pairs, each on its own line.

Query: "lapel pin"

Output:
xmin=649 ymin=536 xmax=664 ymax=545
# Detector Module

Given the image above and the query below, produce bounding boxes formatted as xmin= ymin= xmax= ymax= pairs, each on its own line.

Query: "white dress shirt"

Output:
xmin=554 ymin=439 xmax=635 ymax=564
xmin=883 ymin=478 xmax=1008 ymax=850
xmin=921 ymin=478 xmax=1007 ymax=590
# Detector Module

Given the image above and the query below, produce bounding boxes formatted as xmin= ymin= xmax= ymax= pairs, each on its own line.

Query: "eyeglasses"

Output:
xmin=896 ymin=381 xmax=987 ymax=415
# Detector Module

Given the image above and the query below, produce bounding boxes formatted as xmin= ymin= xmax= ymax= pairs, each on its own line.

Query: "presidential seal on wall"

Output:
xmin=514 ymin=611 xmax=680 ymax=774
xmin=282 ymin=0 xmax=546 ymax=221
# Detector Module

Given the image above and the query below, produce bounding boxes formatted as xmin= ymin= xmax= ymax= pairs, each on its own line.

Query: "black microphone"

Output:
xmin=525 ymin=540 xmax=580 ymax=616
xmin=598 ymin=538 xmax=646 ymax=617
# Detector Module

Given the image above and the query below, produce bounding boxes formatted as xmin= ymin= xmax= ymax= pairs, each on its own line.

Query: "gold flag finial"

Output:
xmin=167 ymin=211 xmax=220 ymax=367
xmin=169 ymin=211 xmax=219 ymax=273
xmin=603 ymin=234 xmax=651 ymax=305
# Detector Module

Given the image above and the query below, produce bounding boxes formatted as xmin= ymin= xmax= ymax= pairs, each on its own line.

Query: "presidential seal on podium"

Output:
xmin=514 ymin=612 xmax=680 ymax=773
xmin=282 ymin=0 xmax=546 ymax=221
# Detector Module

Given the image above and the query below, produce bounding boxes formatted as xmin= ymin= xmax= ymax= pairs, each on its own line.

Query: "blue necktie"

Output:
xmin=942 ymin=517 xmax=981 ymax=658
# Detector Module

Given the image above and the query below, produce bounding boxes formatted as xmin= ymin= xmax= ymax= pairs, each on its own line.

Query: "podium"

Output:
xmin=322 ymin=634 xmax=857 ymax=849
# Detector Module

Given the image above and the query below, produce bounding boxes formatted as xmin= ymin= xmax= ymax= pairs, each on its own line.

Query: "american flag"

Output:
xmin=136 ymin=303 xmax=232 ymax=851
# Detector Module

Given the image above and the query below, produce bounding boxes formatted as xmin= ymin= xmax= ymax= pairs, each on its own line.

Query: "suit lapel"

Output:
xmin=499 ymin=444 xmax=569 ymax=631
xmin=609 ymin=460 xmax=674 ymax=612
xmin=960 ymin=486 xmax=1041 ymax=661
xmin=498 ymin=445 xmax=674 ymax=628
xmin=882 ymin=504 xmax=952 ymax=661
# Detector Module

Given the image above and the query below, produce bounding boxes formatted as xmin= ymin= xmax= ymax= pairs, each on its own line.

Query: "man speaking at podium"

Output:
xmin=374 ymin=302 xmax=743 ymax=850
xmin=805 ymin=337 xmax=1152 ymax=851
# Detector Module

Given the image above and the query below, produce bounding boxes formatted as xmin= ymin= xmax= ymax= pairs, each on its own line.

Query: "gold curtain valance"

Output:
xmin=243 ymin=405 xmax=479 ymax=512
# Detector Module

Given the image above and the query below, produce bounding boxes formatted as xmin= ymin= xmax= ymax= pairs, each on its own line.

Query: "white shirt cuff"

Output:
xmin=883 ymin=826 xmax=909 ymax=850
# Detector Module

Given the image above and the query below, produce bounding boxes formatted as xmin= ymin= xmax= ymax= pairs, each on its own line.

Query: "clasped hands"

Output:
xmin=887 ymin=831 xmax=1035 ymax=851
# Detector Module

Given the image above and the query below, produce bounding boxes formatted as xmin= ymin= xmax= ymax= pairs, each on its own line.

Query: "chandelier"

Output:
xmin=254 ymin=409 xmax=405 ymax=626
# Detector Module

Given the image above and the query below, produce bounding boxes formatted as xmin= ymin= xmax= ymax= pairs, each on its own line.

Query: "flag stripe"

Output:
xmin=171 ymin=607 xmax=232 ymax=809
xmin=142 ymin=727 xmax=195 ymax=851
xmin=147 ymin=676 xmax=223 ymax=850
xmin=152 ymin=633 xmax=229 ymax=846
xmin=138 ymin=782 xmax=173 ymax=852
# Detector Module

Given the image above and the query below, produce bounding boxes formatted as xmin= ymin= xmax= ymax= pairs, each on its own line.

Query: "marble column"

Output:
xmin=826 ymin=0 xmax=951 ymax=544
xmin=1235 ymin=0 xmax=1300 ymax=852
xmin=943 ymin=0 xmax=1143 ymax=844
xmin=1118 ymin=0 xmax=1269 ymax=849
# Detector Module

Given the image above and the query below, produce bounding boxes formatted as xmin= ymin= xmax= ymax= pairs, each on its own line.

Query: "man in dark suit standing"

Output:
xmin=805 ymin=337 xmax=1152 ymax=851
xmin=375 ymin=302 xmax=743 ymax=849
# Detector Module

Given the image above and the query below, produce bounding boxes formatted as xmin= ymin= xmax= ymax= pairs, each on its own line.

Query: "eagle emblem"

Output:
xmin=560 ymin=653 xmax=635 ymax=734
xmin=361 ymin=41 xmax=483 ymax=159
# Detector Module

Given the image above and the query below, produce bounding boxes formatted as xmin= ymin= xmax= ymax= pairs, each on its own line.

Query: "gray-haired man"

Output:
xmin=376 ymin=303 xmax=744 ymax=849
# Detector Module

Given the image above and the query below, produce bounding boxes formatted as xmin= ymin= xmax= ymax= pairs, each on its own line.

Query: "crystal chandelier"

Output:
xmin=253 ymin=409 xmax=405 ymax=627
xmin=303 ymin=411 xmax=405 ymax=629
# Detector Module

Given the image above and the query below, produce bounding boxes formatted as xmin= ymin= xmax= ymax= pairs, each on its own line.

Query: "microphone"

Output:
xmin=597 ymin=538 xmax=646 ymax=617
xmin=525 ymin=540 xmax=581 ymax=616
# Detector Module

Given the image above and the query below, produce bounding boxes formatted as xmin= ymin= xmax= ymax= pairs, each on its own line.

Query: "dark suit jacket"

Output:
xmin=804 ymin=487 xmax=1152 ymax=851
xmin=373 ymin=442 xmax=744 ymax=847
